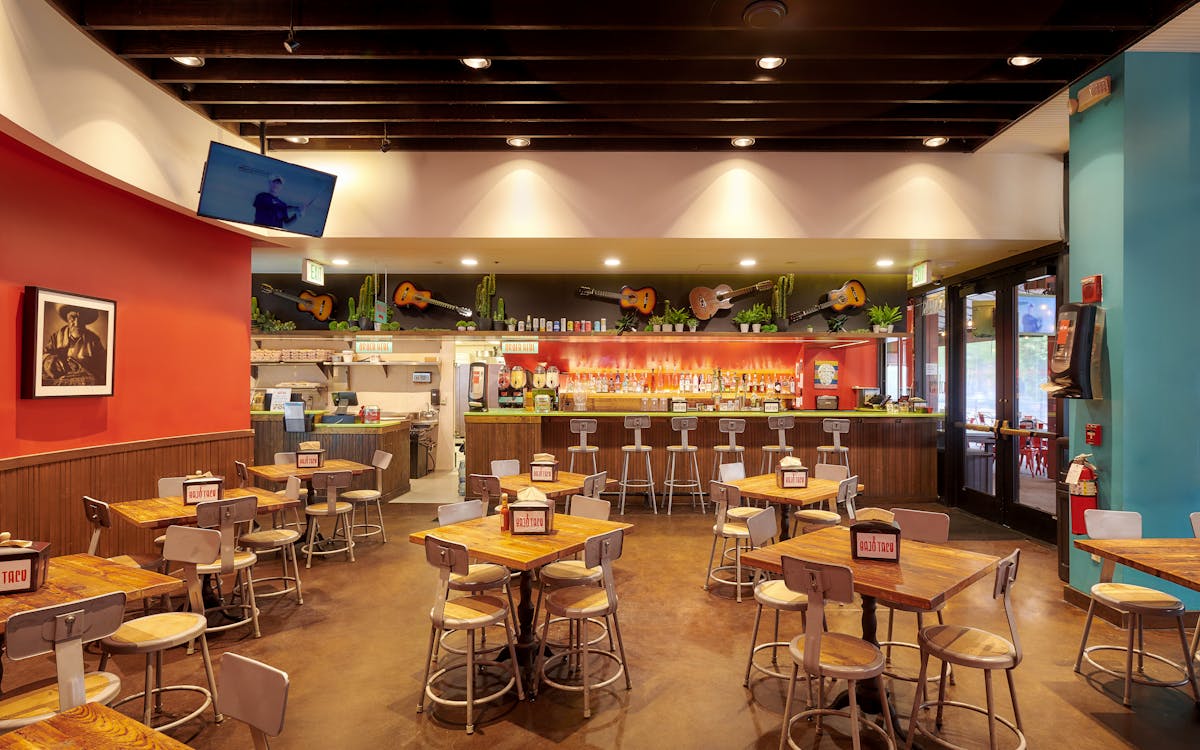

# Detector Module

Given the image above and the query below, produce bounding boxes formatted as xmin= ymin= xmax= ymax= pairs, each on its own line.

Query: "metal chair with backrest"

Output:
xmin=152 ymin=476 xmax=188 ymax=551
xmin=533 ymin=495 xmax=613 ymax=651
xmin=99 ymin=525 xmax=224 ymax=730
xmin=490 ymin=458 xmax=521 ymax=477
xmin=718 ymin=461 xmax=761 ymax=526
xmin=743 ymin=507 xmax=811 ymax=686
xmin=0 ymin=592 xmax=126 ymax=731
xmin=419 ymin=536 xmax=523 ymax=734
xmin=217 ymin=653 xmax=290 ymax=750
xmin=790 ymin=470 xmax=856 ymax=536
xmin=816 ymin=418 xmax=851 ymax=472
xmin=237 ymin=475 xmax=304 ymax=605
xmin=302 ymin=469 xmax=355 ymax=568
xmin=879 ymin=508 xmax=952 ymax=693
xmin=704 ymin=481 xmax=756 ymax=603
xmin=533 ymin=529 xmax=631 ymax=718
xmin=82 ymin=495 xmax=162 ymax=572
xmin=779 ymin=556 xmax=896 ymax=750
xmin=273 ymin=452 xmax=309 ymax=501
xmin=760 ymin=415 xmax=796 ymax=474
xmin=618 ymin=415 xmax=656 ymax=514
xmin=341 ymin=449 xmax=394 ymax=543
xmin=582 ymin=470 xmax=608 ymax=498
xmin=712 ymin=418 xmax=747 ymax=480
xmin=467 ymin=473 xmax=503 ymax=512
xmin=905 ymin=549 xmax=1024 ymax=750
xmin=567 ymin=418 xmax=600 ymax=474
xmin=196 ymin=494 xmax=262 ymax=641
xmin=665 ymin=416 xmax=705 ymax=514
xmin=434 ymin=499 xmax=518 ymax=653
xmin=1073 ymin=509 xmax=1199 ymax=707
xmin=234 ymin=460 xmax=249 ymax=488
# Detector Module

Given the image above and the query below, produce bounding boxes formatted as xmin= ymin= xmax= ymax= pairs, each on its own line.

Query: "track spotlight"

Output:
xmin=284 ymin=0 xmax=299 ymax=53
xmin=380 ymin=124 xmax=391 ymax=153
xmin=283 ymin=34 xmax=300 ymax=53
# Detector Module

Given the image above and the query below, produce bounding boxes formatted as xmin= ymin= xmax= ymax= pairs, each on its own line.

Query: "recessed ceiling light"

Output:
xmin=331 ymin=258 xmax=349 ymax=266
xmin=731 ymin=136 xmax=756 ymax=148
xmin=506 ymin=137 xmax=531 ymax=148
xmin=170 ymin=56 xmax=205 ymax=67
xmin=283 ymin=136 xmax=310 ymax=144
xmin=1007 ymin=55 xmax=1042 ymax=67
xmin=756 ymin=56 xmax=786 ymax=70
xmin=461 ymin=57 xmax=492 ymax=70
xmin=603 ymin=258 xmax=621 ymax=267
xmin=461 ymin=258 xmax=479 ymax=266
xmin=740 ymin=258 xmax=757 ymax=267
xmin=922 ymin=136 xmax=949 ymax=148
xmin=876 ymin=258 xmax=895 ymax=268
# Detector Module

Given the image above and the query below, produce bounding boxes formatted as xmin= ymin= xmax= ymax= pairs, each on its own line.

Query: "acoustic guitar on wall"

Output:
xmin=688 ymin=280 xmax=775 ymax=320
xmin=787 ymin=279 xmax=869 ymax=324
xmin=392 ymin=281 xmax=473 ymax=318
xmin=259 ymin=283 xmax=336 ymax=322
xmin=576 ymin=285 xmax=658 ymax=316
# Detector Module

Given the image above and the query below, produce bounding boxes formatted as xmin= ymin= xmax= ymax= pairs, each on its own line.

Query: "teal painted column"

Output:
xmin=1067 ymin=52 xmax=1200 ymax=607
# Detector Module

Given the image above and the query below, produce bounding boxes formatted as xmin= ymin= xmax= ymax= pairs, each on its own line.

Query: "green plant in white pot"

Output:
xmin=867 ymin=304 xmax=904 ymax=333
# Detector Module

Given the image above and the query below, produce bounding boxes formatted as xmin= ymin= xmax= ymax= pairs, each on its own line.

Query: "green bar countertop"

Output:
xmin=465 ymin=409 xmax=942 ymax=419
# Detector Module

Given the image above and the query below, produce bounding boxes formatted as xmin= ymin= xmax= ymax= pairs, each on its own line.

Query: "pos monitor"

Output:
xmin=323 ymin=391 xmax=359 ymax=424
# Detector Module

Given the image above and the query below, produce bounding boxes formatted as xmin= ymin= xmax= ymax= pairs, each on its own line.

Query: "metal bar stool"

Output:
xmin=664 ymin=416 xmax=706 ymax=515
xmin=704 ymin=482 xmax=757 ymax=603
xmin=816 ymin=418 xmax=851 ymax=471
xmin=759 ymin=415 xmax=796 ymax=474
xmin=618 ymin=415 xmax=655 ymax=515
xmin=237 ymin=475 xmax=304 ymax=605
xmin=1073 ymin=509 xmax=1199 ymax=707
xmin=567 ymin=418 xmax=600 ymax=475
xmin=342 ymin=449 xmax=394 ymax=543
xmin=711 ymin=418 xmax=747 ymax=481
xmin=302 ymin=469 xmax=355 ymax=568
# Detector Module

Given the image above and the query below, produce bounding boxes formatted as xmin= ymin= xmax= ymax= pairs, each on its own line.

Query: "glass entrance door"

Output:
xmin=950 ymin=268 xmax=1061 ymax=541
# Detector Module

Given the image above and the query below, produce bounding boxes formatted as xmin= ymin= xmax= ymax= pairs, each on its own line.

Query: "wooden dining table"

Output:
xmin=244 ymin=458 xmax=373 ymax=485
xmin=409 ymin=513 xmax=633 ymax=656
xmin=1073 ymin=537 xmax=1200 ymax=593
xmin=109 ymin=486 xmax=299 ymax=529
xmin=498 ymin=471 xmax=613 ymax=506
xmin=729 ymin=474 xmax=865 ymax=540
xmin=0 ymin=702 xmax=192 ymax=749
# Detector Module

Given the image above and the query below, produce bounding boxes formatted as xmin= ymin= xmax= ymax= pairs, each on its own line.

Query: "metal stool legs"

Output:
xmin=664 ymin=449 xmax=705 ymax=514
xmin=618 ymin=451 xmax=656 ymax=514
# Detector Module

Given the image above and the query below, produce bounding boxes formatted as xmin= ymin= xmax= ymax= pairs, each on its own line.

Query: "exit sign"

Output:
xmin=910 ymin=260 xmax=931 ymax=288
xmin=302 ymin=258 xmax=325 ymax=286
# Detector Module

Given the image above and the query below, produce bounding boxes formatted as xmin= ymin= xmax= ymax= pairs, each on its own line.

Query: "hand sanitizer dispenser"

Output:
xmin=1049 ymin=303 xmax=1105 ymax=399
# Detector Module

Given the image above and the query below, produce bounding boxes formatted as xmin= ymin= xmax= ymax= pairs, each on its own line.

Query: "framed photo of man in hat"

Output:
xmin=22 ymin=287 xmax=116 ymax=398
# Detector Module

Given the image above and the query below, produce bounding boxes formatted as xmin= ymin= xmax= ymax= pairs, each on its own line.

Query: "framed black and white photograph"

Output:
xmin=22 ymin=287 xmax=116 ymax=398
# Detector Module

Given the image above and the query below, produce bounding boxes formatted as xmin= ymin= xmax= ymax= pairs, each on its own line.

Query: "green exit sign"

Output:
xmin=302 ymin=258 xmax=325 ymax=286
xmin=910 ymin=260 xmax=931 ymax=288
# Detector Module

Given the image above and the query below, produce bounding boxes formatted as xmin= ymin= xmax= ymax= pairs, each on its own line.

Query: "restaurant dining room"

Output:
xmin=1 ymin=2 xmax=1199 ymax=749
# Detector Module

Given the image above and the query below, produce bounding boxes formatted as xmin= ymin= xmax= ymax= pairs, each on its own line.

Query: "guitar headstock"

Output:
xmin=754 ymin=280 xmax=775 ymax=291
xmin=576 ymin=286 xmax=595 ymax=297
xmin=259 ymin=283 xmax=275 ymax=293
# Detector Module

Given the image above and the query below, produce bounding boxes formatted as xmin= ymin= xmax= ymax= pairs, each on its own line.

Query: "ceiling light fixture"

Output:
xmin=283 ymin=136 xmax=309 ymax=144
xmin=743 ymin=0 xmax=788 ymax=28
xmin=506 ymin=137 xmax=530 ymax=148
xmin=170 ymin=55 xmax=205 ymax=68
xmin=461 ymin=57 xmax=492 ymax=70
xmin=603 ymin=258 xmax=621 ymax=267
xmin=875 ymin=258 xmax=895 ymax=268
xmin=283 ymin=0 xmax=299 ymax=53
xmin=461 ymin=258 xmax=479 ymax=266
xmin=731 ymin=136 xmax=756 ymax=148
xmin=756 ymin=56 xmax=786 ymax=70
xmin=1007 ymin=55 xmax=1042 ymax=67
xmin=922 ymin=136 xmax=949 ymax=148
xmin=740 ymin=259 xmax=757 ymax=267
xmin=331 ymin=258 xmax=349 ymax=266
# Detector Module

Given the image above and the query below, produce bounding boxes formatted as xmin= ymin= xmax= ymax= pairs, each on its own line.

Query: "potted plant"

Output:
xmin=731 ymin=307 xmax=755 ymax=333
xmin=867 ymin=303 xmax=904 ymax=333
xmin=662 ymin=300 xmax=689 ymax=331
xmin=760 ymin=323 xmax=778 ymax=333
xmin=771 ymin=272 xmax=795 ymax=331
xmin=456 ymin=320 xmax=475 ymax=333
xmin=648 ymin=313 xmax=666 ymax=332
xmin=686 ymin=316 xmax=699 ymax=332
xmin=492 ymin=296 xmax=506 ymax=329
xmin=505 ymin=317 xmax=517 ymax=331
xmin=474 ymin=273 xmax=496 ymax=330
xmin=746 ymin=302 xmax=772 ymax=332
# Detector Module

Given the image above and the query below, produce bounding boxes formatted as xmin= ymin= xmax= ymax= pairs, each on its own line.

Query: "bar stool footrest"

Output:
xmin=423 ymin=660 xmax=519 ymax=710
xmin=539 ymin=616 xmax=609 ymax=649
xmin=1079 ymin=645 xmax=1194 ymax=688
xmin=539 ymin=648 xmax=626 ymax=693
xmin=878 ymin=639 xmax=948 ymax=684
xmin=909 ymin=699 xmax=1026 ymax=750
xmin=748 ymin=641 xmax=794 ymax=681
xmin=783 ymin=706 xmax=894 ymax=750
xmin=438 ymin=624 xmax=511 ymax=657
xmin=109 ymin=684 xmax=221 ymax=731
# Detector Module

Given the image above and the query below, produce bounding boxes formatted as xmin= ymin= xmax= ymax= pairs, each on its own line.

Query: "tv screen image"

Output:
xmin=1019 ymin=295 xmax=1056 ymax=335
xmin=197 ymin=142 xmax=337 ymax=237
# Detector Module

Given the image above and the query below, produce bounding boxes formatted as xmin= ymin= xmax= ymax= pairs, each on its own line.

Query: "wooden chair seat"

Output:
xmin=305 ymin=501 xmax=352 ymax=516
xmin=437 ymin=595 xmax=509 ymax=630
xmin=761 ymin=444 xmax=794 ymax=452
xmin=713 ymin=521 xmax=752 ymax=538
xmin=568 ymin=444 xmax=600 ymax=453
xmin=239 ymin=528 xmax=301 ymax=548
xmin=449 ymin=563 xmax=510 ymax=591
xmin=1090 ymin=582 xmax=1184 ymax=614
xmin=713 ymin=445 xmax=745 ymax=453
xmin=754 ymin=579 xmax=809 ymax=611
xmin=196 ymin=550 xmax=258 ymax=575
xmin=621 ymin=444 xmax=652 ymax=453
xmin=666 ymin=444 xmax=699 ymax=452
xmin=726 ymin=506 xmax=759 ymax=520
xmin=545 ymin=584 xmax=613 ymax=619
xmin=106 ymin=552 xmax=162 ymax=570
xmin=541 ymin=559 xmax=602 ymax=585
xmin=0 ymin=673 xmax=122 ymax=730
xmin=920 ymin=624 xmax=1017 ymax=670
xmin=102 ymin=612 xmax=207 ymax=654
xmin=788 ymin=631 xmax=885 ymax=682
xmin=341 ymin=488 xmax=382 ymax=502
xmin=816 ymin=444 xmax=850 ymax=453
xmin=794 ymin=508 xmax=840 ymax=524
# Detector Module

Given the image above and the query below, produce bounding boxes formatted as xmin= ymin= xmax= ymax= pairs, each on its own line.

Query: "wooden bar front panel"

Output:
xmin=251 ymin=415 xmax=410 ymax=498
xmin=465 ymin=414 xmax=542 ymax=476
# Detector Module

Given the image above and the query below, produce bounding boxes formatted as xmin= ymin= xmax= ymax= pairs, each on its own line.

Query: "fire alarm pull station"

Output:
xmin=1049 ymin=303 xmax=1105 ymax=399
xmin=1085 ymin=423 xmax=1102 ymax=446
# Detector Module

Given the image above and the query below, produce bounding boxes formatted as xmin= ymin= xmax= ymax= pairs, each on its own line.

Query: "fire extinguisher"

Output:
xmin=1069 ymin=453 xmax=1099 ymax=535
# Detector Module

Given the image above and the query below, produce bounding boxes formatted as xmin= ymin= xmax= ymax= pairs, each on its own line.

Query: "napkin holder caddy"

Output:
xmin=776 ymin=465 xmax=809 ymax=489
xmin=0 ymin=542 xmax=51 ymax=594
xmin=183 ymin=476 xmax=225 ymax=505
xmin=510 ymin=501 xmax=554 ymax=534
xmin=850 ymin=520 xmax=901 ymax=562
xmin=530 ymin=460 xmax=559 ymax=482
xmin=295 ymin=448 xmax=326 ymax=470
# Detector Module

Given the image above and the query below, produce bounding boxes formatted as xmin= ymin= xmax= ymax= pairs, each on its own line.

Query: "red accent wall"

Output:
xmin=0 ymin=133 xmax=250 ymax=458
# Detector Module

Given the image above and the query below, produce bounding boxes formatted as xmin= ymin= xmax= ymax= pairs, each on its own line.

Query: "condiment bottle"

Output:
xmin=499 ymin=493 xmax=511 ymax=531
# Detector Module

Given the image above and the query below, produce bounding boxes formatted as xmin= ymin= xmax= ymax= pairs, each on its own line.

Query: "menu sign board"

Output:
xmin=850 ymin=521 xmax=901 ymax=562
xmin=183 ymin=476 xmax=224 ymax=506
xmin=530 ymin=461 xmax=558 ymax=482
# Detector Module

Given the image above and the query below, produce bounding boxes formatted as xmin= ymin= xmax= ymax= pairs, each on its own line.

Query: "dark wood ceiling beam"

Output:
xmin=154 ymin=58 xmax=1087 ymax=86
xmin=215 ymin=101 xmax=1030 ymax=123
xmin=69 ymin=0 xmax=1174 ymax=32
xmin=110 ymin=29 xmax=1142 ymax=60
xmin=184 ymin=81 xmax=1054 ymax=105
xmin=266 ymin=136 xmax=984 ymax=152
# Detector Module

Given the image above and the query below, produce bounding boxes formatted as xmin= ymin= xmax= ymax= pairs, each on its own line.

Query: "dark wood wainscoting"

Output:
xmin=0 ymin=430 xmax=254 ymax=558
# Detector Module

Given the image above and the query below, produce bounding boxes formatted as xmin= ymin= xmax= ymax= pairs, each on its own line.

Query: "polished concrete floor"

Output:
xmin=7 ymin=487 xmax=1198 ymax=748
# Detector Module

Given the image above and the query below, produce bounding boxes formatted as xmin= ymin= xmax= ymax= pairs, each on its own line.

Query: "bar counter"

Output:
xmin=465 ymin=410 xmax=941 ymax=502
xmin=250 ymin=412 xmax=411 ymax=498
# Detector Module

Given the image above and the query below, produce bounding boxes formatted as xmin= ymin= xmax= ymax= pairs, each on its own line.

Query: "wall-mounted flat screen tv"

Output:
xmin=197 ymin=142 xmax=337 ymax=237
xmin=1018 ymin=294 xmax=1056 ymax=335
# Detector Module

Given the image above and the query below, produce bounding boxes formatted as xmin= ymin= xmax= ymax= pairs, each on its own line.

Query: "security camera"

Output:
xmin=380 ymin=138 xmax=392 ymax=153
